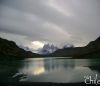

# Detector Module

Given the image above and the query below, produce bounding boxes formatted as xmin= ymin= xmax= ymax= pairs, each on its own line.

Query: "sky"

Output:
xmin=0 ymin=0 xmax=100 ymax=50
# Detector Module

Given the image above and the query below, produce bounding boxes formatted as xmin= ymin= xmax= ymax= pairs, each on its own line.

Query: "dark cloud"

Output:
xmin=0 ymin=0 xmax=100 ymax=48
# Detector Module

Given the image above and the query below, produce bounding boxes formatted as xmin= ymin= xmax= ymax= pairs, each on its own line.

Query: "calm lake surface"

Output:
xmin=0 ymin=57 xmax=100 ymax=83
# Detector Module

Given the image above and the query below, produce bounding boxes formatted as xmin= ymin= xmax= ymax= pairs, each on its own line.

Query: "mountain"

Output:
xmin=38 ymin=44 xmax=58 ymax=55
xmin=77 ymin=36 xmax=100 ymax=58
xmin=0 ymin=37 xmax=41 ymax=59
xmin=0 ymin=36 xmax=100 ymax=59
xmin=19 ymin=45 xmax=31 ymax=51
xmin=49 ymin=36 xmax=100 ymax=58
xmin=63 ymin=44 xmax=74 ymax=48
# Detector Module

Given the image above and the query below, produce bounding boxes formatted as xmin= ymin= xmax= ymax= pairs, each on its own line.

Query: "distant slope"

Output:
xmin=0 ymin=37 xmax=41 ymax=59
xmin=49 ymin=36 xmax=100 ymax=58
xmin=49 ymin=47 xmax=86 ymax=57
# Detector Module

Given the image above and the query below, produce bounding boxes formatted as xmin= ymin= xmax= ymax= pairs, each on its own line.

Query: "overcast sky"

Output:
xmin=0 ymin=0 xmax=100 ymax=50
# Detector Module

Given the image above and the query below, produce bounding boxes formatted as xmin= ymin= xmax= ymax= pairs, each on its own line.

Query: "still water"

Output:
xmin=0 ymin=57 xmax=100 ymax=83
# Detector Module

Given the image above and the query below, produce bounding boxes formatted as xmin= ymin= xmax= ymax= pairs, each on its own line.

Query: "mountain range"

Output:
xmin=38 ymin=44 xmax=58 ymax=55
xmin=0 ymin=36 xmax=100 ymax=59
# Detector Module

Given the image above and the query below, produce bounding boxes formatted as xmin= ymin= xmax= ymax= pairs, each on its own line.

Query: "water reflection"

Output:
xmin=19 ymin=58 xmax=46 ymax=76
xmin=12 ymin=58 xmax=100 ymax=83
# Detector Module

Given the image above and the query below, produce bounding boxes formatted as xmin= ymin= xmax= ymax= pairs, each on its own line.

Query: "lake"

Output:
xmin=0 ymin=57 xmax=100 ymax=84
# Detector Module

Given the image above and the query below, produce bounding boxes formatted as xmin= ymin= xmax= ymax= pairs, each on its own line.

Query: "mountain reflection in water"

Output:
xmin=13 ymin=58 xmax=100 ymax=83
xmin=0 ymin=58 xmax=100 ymax=83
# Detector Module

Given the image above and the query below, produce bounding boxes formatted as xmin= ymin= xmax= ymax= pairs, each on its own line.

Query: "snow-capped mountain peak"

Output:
xmin=38 ymin=44 xmax=58 ymax=55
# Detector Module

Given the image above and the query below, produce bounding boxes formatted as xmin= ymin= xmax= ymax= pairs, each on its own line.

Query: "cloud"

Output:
xmin=0 ymin=0 xmax=100 ymax=48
